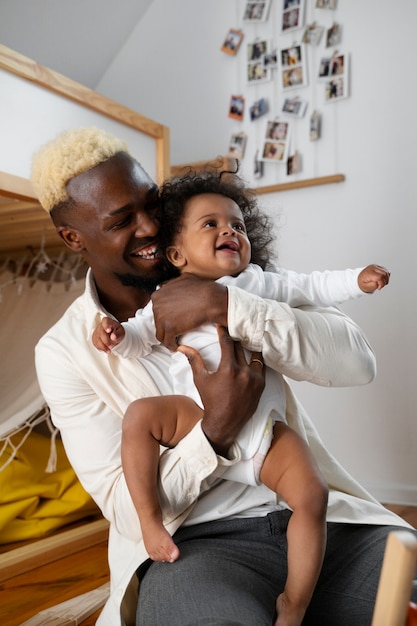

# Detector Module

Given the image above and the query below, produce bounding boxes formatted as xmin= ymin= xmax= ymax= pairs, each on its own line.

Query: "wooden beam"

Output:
xmin=254 ymin=174 xmax=345 ymax=195
xmin=170 ymin=161 xmax=345 ymax=193
xmin=0 ymin=518 xmax=109 ymax=582
xmin=371 ymin=530 xmax=417 ymax=626
xmin=0 ymin=45 xmax=167 ymax=142
xmin=0 ymin=171 xmax=37 ymax=202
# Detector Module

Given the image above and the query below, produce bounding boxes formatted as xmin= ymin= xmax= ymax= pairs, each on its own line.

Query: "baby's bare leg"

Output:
xmin=122 ymin=395 xmax=203 ymax=562
xmin=259 ymin=422 xmax=328 ymax=626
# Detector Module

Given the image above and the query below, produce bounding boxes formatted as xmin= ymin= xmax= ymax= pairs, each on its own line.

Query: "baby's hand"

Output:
xmin=358 ymin=264 xmax=390 ymax=293
xmin=92 ymin=316 xmax=125 ymax=353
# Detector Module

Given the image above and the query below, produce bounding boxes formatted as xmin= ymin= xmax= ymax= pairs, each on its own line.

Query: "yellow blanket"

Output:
xmin=0 ymin=430 xmax=99 ymax=543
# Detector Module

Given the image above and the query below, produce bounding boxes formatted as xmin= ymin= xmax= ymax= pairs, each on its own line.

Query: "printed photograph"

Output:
xmin=282 ymin=96 xmax=308 ymax=118
xmin=324 ymin=76 xmax=348 ymax=101
xmin=266 ymin=120 xmax=289 ymax=141
xmin=320 ymin=51 xmax=349 ymax=101
xmin=326 ymin=22 xmax=342 ymax=47
xmin=261 ymin=118 xmax=291 ymax=163
xmin=227 ymin=132 xmax=247 ymax=159
xmin=281 ymin=0 xmax=305 ymax=33
xmin=309 ymin=110 xmax=321 ymax=141
xmin=247 ymin=40 xmax=272 ymax=84
xmin=316 ymin=0 xmax=337 ymax=9
xmin=262 ymin=141 xmax=286 ymax=161
xmin=281 ymin=66 xmax=306 ymax=90
xmin=221 ymin=29 xmax=244 ymax=56
xmin=249 ymin=97 xmax=268 ymax=121
xmin=243 ymin=0 xmax=272 ymax=22
xmin=228 ymin=95 xmax=245 ymax=121
xmin=318 ymin=52 xmax=346 ymax=80
xmin=287 ymin=151 xmax=302 ymax=175
xmin=263 ymin=49 xmax=278 ymax=69
xmin=280 ymin=44 xmax=308 ymax=90
xmin=253 ymin=150 xmax=264 ymax=180
xmin=302 ymin=22 xmax=324 ymax=46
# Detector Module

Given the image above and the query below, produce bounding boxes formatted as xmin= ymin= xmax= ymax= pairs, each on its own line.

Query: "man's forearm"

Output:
xmin=227 ymin=286 xmax=376 ymax=387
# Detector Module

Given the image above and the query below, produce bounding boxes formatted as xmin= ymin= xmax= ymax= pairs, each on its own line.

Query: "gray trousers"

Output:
xmin=136 ymin=509 xmax=417 ymax=626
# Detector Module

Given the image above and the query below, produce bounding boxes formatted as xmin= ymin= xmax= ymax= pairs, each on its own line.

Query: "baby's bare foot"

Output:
xmin=142 ymin=522 xmax=180 ymax=563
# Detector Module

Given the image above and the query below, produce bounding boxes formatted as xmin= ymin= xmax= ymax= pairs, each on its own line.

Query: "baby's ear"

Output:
xmin=166 ymin=245 xmax=187 ymax=269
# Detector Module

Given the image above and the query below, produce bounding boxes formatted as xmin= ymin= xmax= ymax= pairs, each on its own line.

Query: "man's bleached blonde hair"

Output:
xmin=31 ymin=127 xmax=129 ymax=212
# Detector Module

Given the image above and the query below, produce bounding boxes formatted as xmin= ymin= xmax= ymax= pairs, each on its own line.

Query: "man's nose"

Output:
xmin=134 ymin=212 xmax=159 ymax=237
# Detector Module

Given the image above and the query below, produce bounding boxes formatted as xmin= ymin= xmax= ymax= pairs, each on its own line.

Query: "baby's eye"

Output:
xmin=233 ymin=222 xmax=246 ymax=232
xmin=204 ymin=220 xmax=217 ymax=228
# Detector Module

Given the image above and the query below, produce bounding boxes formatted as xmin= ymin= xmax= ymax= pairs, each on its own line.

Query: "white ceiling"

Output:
xmin=0 ymin=0 xmax=154 ymax=88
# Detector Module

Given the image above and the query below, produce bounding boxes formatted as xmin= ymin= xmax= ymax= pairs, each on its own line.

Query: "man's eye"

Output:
xmin=111 ymin=216 xmax=131 ymax=229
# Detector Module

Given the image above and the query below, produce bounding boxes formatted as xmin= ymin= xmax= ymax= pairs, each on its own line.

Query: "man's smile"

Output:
xmin=130 ymin=244 xmax=160 ymax=259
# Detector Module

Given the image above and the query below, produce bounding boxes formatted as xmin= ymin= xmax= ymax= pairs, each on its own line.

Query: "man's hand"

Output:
xmin=177 ymin=326 xmax=265 ymax=457
xmin=92 ymin=316 xmax=125 ymax=353
xmin=152 ymin=274 xmax=229 ymax=351
xmin=358 ymin=264 xmax=390 ymax=293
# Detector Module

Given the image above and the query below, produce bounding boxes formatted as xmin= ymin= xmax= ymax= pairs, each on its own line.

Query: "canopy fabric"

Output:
xmin=0 ymin=428 xmax=99 ymax=543
xmin=0 ymin=254 xmax=85 ymax=439
xmin=0 ymin=251 xmax=99 ymax=543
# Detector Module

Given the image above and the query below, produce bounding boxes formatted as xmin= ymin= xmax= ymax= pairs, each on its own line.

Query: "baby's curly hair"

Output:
xmin=159 ymin=167 xmax=275 ymax=270
xmin=31 ymin=127 xmax=129 ymax=213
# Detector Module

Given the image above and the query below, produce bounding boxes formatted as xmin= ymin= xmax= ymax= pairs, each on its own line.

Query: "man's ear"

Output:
xmin=56 ymin=226 xmax=84 ymax=252
xmin=166 ymin=245 xmax=187 ymax=269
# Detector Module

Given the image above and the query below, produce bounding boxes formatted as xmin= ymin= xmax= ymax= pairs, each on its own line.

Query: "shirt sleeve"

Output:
xmin=35 ymin=336 xmax=222 ymax=543
xmin=113 ymin=302 xmax=159 ymax=358
xmin=226 ymin=285 xmax=376 ymax=387
xmin=264 ymin=267 xmax=364 ymax=307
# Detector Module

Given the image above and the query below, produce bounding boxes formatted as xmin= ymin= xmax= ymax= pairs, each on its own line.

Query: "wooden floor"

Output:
xmin=0 ymin=517 xmax=110 ymax=626
xmin=0 ymin=505 xmax=416 ymax=626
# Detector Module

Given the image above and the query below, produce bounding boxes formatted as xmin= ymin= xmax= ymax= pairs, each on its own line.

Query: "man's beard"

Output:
xmin=115 ymin=262 xmax=177 ymax=294
xmin=115 ymin=272 xmax=162 ymax=294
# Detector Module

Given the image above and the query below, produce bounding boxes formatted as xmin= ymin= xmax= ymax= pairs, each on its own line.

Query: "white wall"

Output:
xmin=0 ymin=69 xmax=158 ymax=182
xmin=97 ymin=0 xmax=417 ymax=504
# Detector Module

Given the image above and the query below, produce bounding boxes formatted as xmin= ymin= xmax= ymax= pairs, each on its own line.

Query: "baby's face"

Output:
xmin=166 ymin=193 xmax=251 ymax=280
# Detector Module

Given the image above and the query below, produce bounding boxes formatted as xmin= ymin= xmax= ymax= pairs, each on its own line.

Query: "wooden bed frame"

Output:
xmin=0 ymin=44 xmax=170 ymax=258
xmin=0 ymin=45 xmax=170 ymax=568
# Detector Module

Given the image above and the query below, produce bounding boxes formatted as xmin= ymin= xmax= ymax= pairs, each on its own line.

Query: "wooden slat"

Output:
xmin=0 ymin=45 xmax=167 ymax=141
xmin=255 ymin=173 xmax=345 ymax=194
xmin=0 ymin=171 xmax=37 ymax=201
xmin=0 ymin=518 xmax=109 ymax=582
xmin=170 ymin=161 xmax=345 ymax=193
xmin=170 ymin=156 xmax=236 ymax=177
xmin=0 ymin=541 xmax=109 ymax=626
xmin=0 ymin=45 xmax=171 ymax=258
xmin=371 ymin=530 xmax=417 ymax=626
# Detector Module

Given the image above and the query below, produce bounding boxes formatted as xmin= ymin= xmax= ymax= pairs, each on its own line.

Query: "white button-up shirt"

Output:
xmin=35 ymin=270 xmax=409 ymax=625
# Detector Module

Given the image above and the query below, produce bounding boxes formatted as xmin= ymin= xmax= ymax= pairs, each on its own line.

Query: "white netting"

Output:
xmin=0 ymin=248 xmax=86 ymax=471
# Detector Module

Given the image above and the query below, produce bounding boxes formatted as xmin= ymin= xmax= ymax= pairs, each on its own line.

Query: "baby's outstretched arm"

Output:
xmin=92 ymin=316 xmax=125 ymax=353
xmin=358 ymin=264 xmax=390 ymax=293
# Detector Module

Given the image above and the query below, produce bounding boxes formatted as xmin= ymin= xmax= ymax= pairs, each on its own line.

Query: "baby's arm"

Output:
xmin=263 ymin=264 xmax=390 ymax=309
xmin=92 ymin=316 xmax=125 ymax=353
xmin=92 ymin=303 xmax=160 ymax=358
xmin=358 ymin=264 xmax=390 ymax=293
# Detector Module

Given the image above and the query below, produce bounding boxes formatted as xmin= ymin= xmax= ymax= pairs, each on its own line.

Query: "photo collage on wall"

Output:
xmin=221 ymin=0 xmax=347 ymax=177
xmin=318 ymin=50 xmax=349 ymax=101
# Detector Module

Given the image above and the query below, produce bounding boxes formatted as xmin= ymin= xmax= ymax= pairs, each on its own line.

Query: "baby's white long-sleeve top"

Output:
xmin=110 ymin=264 xmax=364 ymax=484
xmin=114 ymin=264 xmax=364 ymax=361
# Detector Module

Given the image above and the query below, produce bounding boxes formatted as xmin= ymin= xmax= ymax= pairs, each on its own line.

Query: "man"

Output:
xmin=32 ymin=127 xmax=415 ymax=626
